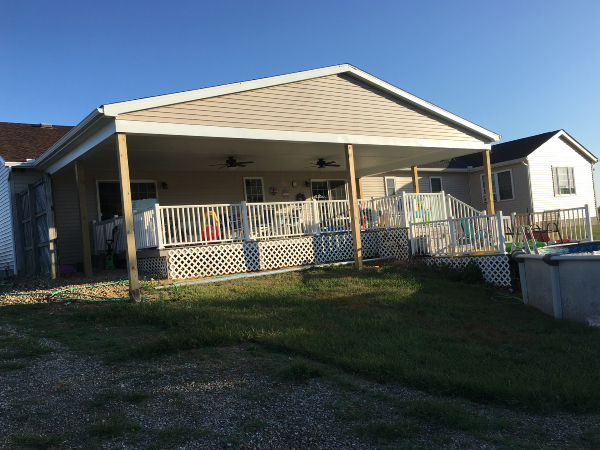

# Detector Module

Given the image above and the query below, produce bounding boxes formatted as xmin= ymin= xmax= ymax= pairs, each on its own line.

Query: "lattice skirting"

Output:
xmin=420 ymin=255 xmax=511 ymax=286
xmin=161 ymin=228 xmax=410 ymax=280
xmin=138 ymin=257 xmax=168 ymax=278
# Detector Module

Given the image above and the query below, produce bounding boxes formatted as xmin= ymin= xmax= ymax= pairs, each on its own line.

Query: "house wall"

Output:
xmin=0 ymin=164 xmax=15 ymax=274
xmin=361 ymin=170 xmax=471 ymax=203
xmin=118 ymin=74 xmax=483 ymax=142
xmin=468 ymin=161 xmax=532 ymax=215
xmin=527 ymin=135 xmax=597 ymax=217
xmin=51 ymin=166 xmax=345 ymax=265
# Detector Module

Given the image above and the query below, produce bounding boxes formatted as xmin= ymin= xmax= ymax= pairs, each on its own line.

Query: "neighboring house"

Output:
xmin=0 ymin=64 xmax=501 ymax=281
xmin=362 ymin=130 xmax=598 ymax=218
xmin=0 ymin=122 xmax=73 ymax=275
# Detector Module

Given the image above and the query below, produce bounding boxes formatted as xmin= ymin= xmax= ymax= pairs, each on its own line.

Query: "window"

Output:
xmin=553 ymin=167 xmax=576 ymax=195
xmin=480 ymin=169 xmax=514 ymax=202
xmin=311 ymin=179 xmax=347 ymax=200
xmin=384 ymin=177 xmax=396 ymax=196
xmin=97 ymin=181 xmax=157 ymax=220
xmin=429 ymin=177 xmax=443 ymax=193
xmin=244 ymin=178 xmax=264 ymax=203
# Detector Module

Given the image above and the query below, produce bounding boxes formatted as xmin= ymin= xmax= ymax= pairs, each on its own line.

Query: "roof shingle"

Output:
xmin=0 ymin=122 xmax=73 ymax=162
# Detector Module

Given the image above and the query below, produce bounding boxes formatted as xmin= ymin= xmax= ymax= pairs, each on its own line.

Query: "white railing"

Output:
xmin=246 ymin=200 xmax=317 ymax=239
xmin=93 ymin=208 xmax=158 ymax=254
xmin=159 ymin=203 xmax=245 ymax=247
xmin=410 ymin=211 xmax=505 ymax=256
xmin=358 ymin=195 xmax=405 ymax=230
xmin=403 ymin=192 xmax=447 ymax=223
xmin=446 ymin=195 xmax=484 ymax=219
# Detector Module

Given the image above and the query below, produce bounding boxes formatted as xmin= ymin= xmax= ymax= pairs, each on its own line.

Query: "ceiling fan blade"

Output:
xmin=235 ymin=161 xmax=253 ymax=165
xmin=326 ymin=164 xmax=341 ymax=167
xmin=236 ymin=164 xmax=247 ymax=167
xmin=209 ymin=163 xmax=226 ymax=167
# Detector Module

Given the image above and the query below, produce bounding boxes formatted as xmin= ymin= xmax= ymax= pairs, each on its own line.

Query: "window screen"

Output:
xmin=311 ymin=180 xmax=347 ymax=200
xmin=430 ymin=177 xmax=442 ymax=193
xmin=244 ymin=178 xmax=264 ymax=203
xmin=385 ymin=177 xmax=396 ymax=196
xmin=553 ymin=167 xmax=576 ymax=195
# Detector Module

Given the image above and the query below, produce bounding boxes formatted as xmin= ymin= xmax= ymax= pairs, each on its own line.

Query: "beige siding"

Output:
xmin=361 ymin=170 xmax=471 ymax=202
xmin=119 ymin=74 xmax=481 ymax=141
xmin=52 ymin=167 xmax=344 ymax=264
xmin=527 ymin=135 xmax=597 ymax=217
xmin=468 ymin=162 xmax=531 ymax=215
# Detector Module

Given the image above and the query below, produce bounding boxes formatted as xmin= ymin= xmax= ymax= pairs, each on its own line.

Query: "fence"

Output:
xmin=446 ymin=195 xmax=483 ymax=220
xmin=94 ymin=208 xmax=159 ymax=253
xmin=410 ymin=212 xmax=505 ymax=256
xmin=504 ymin=205 xmax=592 ymax=243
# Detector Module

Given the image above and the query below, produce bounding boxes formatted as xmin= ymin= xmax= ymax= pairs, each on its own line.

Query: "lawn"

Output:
xmin=593 ymin=223 xmax=600 ymax=240
xmin=2 ymin=262 xmax=600 ymax=414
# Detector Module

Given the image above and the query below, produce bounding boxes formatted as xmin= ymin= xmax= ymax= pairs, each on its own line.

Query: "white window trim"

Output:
xmin=384 ymin=176 xmax=397 ymax=196
xmin=429 ymin=176 xmax=443 ymax=193
xmin=310 ymin=179 xmax=348 ymax=200
xmin=96 ymin=179 xmax=158 ymax=221
xmin=552 ymin=166 xmax=577 ymax=197
xmin=479 ymin=169 xmax=515 ymax=203
xmin=243 ymin=177 xmax=265 ymax=203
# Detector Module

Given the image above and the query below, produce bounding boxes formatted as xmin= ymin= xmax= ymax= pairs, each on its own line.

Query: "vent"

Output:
xmin=32 ymin=123 xmax=52 ymax=128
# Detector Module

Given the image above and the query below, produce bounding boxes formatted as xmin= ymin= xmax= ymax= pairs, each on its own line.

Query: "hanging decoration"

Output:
xmin=296 ymin=192 xmax=306 ymax=201
xmin=282 ymin=190 xmax=290 ymax=199
xmin=269 ymin=187 xmax=277 ymax=196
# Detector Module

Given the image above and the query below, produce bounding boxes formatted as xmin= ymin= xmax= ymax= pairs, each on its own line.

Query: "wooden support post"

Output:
xmin=345 ymin=144 xmax=363 ymax=270
xmin=410 ymin=166 xmax=419 ymax=193
xmin=44 ymin=173 xmax=58 ymax=279
xmin=482 ymin=150 xmax=495 ymax=214
xmin=74 ymin=160 xmax=93 ymax=277
xmin=117 ymin=134 xmax=140 ymax=303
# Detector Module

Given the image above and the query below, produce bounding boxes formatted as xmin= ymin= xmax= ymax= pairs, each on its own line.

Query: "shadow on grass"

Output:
xmin=2 ymin=263 xmax=600 ymax=413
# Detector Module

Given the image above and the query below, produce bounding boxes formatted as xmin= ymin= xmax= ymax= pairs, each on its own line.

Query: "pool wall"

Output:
xmin=515 ymin=251 xmax=600 ymax=322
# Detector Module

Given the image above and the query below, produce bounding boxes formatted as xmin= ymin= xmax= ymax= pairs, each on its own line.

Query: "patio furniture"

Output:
xmin=532 ymin=210 xmax=562 ymax=243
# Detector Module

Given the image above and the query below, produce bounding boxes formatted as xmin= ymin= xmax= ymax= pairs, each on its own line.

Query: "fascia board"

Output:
xmin=33 ymin=108 xmax=103 ymax=167
xmin=557 ymin=130 xmax=598 ymax=163
xmin=103 ymin=64 xmax=500 ymax=143
xmin=116 ymin=119 xmax=491 ymax=151
xmin=467 ymin=157 xmax=527 ymax=171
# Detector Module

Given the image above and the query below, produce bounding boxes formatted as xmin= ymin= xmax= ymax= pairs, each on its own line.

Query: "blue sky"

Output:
xmin=1 ymin=0 xmax=599 ymax=203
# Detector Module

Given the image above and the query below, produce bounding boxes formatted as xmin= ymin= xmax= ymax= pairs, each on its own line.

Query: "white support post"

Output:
xmin=311 ymin=198 xmax=320 ymax=235
xmin=154 ymin=203 xmax=164 ymax=249
xmin=241 ymin=201 xmax=251 ymax=241
xmin=496 ymin=210 xmax=506 ymax=253
xmin=441 ymin=190 xmax=447 ymax=220
xmin=584 ymin=204 xmax=593 ymax=242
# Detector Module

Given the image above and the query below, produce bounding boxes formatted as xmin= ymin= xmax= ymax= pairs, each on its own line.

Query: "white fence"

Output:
xmin=446 ymin=195 xmax=483 ymax=220
xmin=410 ymin=212 xmax=506 ymax=256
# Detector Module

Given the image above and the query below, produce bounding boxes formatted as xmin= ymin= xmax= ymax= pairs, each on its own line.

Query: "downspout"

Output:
xmin=592 ymin=164 xmax=598 ymax=223
xmin=524 ymin=158 xmax=534 ymax=213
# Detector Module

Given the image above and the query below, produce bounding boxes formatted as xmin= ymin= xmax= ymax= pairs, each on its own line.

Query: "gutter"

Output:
xmin=32 ymin=107 xmax=104 ymax=169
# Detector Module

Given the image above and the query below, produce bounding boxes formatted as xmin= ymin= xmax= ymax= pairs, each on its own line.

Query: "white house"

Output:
xmin=362 ymin=130 xmax=598 ymax=219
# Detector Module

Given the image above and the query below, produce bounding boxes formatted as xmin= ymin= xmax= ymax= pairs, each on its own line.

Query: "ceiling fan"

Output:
xmin=210 ymin=157 xmax=254 ymax=169
xmin=311 ymin=158 xmax=340 ymax=169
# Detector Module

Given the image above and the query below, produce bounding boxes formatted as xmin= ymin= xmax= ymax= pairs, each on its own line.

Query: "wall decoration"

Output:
xmin=305 ymin=181 xmax=311 ymax=188
xmin=296 ymin=193 xmax=306 ymax=201
xmin=269 ymin=187 xmax=277 ymax=196
xmin=282 ymin=190 xmax=290 ymax=199
xmin=292 ymin=181 xmax=298 ymax=187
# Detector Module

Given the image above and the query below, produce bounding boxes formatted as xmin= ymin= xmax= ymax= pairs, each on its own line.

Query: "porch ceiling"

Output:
xmin=79 ymin=133 xmax=485 ymax=178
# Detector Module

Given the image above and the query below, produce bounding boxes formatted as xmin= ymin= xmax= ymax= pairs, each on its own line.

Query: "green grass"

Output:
xmin=592 ymin=223 xmax=600 ymax=241
xmin=3 ymin=263 xmax=600 ymax=413
xmin=10 ymin=432 xmax=64 ymax=449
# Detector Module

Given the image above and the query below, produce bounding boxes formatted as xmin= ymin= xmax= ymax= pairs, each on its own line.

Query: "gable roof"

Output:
xmin=0 ymin=122 xmax=73 ymax=163
xmin=101 ymin=64 xmax=500 ymax=142
xmin=418 ymin=130 xmax=597 ymax=170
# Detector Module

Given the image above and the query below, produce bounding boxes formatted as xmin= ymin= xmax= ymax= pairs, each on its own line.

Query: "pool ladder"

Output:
xmin=510 ymin=225 xmax=539 ymax=254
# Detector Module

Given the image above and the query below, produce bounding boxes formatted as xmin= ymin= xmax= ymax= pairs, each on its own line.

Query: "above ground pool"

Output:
xmin=513 ymin=241 xmax=600 ymax=323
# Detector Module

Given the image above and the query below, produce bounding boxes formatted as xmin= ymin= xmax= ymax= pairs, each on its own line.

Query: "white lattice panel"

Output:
xmin=162 ymin=228 xmax=411 ymax=279
xmin=138 ymin=257 xmax=168 ymax=278
xmin=258 ymin=237 xmax=316 ymax=270
xmin=421 ymin=255 xmax=511 ymax=286
xmin=167 ymin=242 xmax=259 ymax=279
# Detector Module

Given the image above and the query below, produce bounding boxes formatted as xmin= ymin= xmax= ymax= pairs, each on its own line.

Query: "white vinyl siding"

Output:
xmin=528 ymin=135 xmax=596 ymax=217
xmin=361 ymin=171 xmax=470 ymax=203
xmin=0 ymin=163 xmax=15 ymax=274
xmin=118 ymin=74 xmax=482 ymax=142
